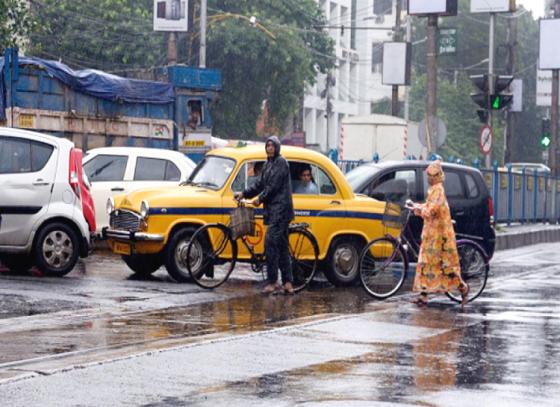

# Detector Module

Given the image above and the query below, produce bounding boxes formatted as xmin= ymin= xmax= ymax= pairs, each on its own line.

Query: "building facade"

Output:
xmin=303 ymin=0 xmax=397 ymax=153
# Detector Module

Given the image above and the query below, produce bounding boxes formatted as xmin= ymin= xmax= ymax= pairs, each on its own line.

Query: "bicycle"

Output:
xmin=185 ymin=200 xmax=319 ymax=291
xmin=359 ymin=200 xmax=489 ymax=303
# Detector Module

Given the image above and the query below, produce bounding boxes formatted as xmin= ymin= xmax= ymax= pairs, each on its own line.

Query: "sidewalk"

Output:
xmin=495 ymin=222 xmax=560 ymax=251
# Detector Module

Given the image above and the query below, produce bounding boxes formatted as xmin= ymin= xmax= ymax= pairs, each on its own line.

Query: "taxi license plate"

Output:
xmin=114 ymin=242 xmax=131 ymax=255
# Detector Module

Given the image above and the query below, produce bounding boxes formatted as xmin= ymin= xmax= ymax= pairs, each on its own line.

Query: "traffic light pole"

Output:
xmin=486 ymin=13 xmax=496 ymax=169
xmin=552 ymin=70 xmax=559 ymax=176
xmin=551 ymin=2 xmax=560 ymax=176
xmin=504 ymin=14 xmax=517 ymax=164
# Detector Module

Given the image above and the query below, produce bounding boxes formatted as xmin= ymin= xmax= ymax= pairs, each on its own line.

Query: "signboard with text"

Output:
xmin=536 ymin=70 xmax=560 ymax=107
xmin=470 ymin=0 xmax=515 ymax=13
xmin=438 ymin=29 xmax=457 ymax=55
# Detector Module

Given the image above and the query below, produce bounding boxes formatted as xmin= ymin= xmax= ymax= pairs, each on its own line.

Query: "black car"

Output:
xmin=346 ymin=161 xmax=496 ymax=259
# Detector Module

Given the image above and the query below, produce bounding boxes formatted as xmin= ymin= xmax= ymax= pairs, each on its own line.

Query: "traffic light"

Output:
xmin=541 ymin=118 xmax=551 ymax=149
xmin=470 ymin=74 xmax=514 ymax=112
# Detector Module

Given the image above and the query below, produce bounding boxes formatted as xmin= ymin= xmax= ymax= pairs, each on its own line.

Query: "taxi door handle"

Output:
xmin=330 ymin=200 xmax=341 ymax=205
xmin=111 ymin=187 xmax=125 ymax=192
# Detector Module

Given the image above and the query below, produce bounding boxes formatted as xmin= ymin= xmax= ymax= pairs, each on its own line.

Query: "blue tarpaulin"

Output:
xmin=0 ymin=55 xmax=175 ymax=120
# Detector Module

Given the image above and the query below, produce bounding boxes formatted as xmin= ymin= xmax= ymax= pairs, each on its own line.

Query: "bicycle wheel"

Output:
xmin=186 ymin=223 xmax=237 ymax=289
xmin=359 ymin=237 xmax=407 ymax=299
xmin=446 ymin=240 xmax=489 ymax=303
xmin=288 ymin=228 xmax=319 ymax=292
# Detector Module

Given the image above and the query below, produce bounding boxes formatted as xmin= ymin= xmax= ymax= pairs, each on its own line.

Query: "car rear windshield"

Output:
xmin=346 ymin=165 xmax=381 ymax=192
xmin=186 ymin=156 xmax=235 ymax=190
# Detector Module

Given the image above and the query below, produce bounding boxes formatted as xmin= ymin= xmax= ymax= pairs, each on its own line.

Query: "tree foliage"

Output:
xmin=409 ymin=0 xmax=542 ymax=164
xmin=200 ymin=0 xmax=334 ymax=138
xmin=0 ymin=0 xmax=35 ymax=49
xmin=27 ymin=0 xmax=334 ymax=139
xmin=28 ymin=0 xmax=165 ymax=70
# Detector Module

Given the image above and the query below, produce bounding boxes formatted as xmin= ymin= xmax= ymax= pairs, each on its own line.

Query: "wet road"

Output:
xmin=1 ymin=244 xmax=559 ymax=406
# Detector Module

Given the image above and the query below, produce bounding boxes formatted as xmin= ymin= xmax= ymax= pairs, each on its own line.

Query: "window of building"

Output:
xmin=374 ymin=0 xmax=392 ymax=15
xmin=372 ymin=42 xmax=383 ymax=73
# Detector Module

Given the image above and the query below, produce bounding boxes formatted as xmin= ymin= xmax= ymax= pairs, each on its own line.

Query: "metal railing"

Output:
xmin=336 ymin=159 xmax=558 ymax=225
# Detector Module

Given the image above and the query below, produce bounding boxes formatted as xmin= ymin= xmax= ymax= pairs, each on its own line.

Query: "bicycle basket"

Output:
xmin=382 ymin=202 xmax=405 ymax=230
xmin=230 ymin=206 xmax=255 ymax=239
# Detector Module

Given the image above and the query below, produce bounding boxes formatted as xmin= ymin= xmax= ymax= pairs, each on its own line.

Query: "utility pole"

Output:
xmin=199 ymin=0 xmax=207 ymax=68
xmin=324 ymin=72 xmax=334 ymax=151
xmin=404 ymin=15 xmax=412 ymax=122
xmin=167 ymin=32 xmax=177 ymax=65
xmin=391 ymin=0 xmax=402 ymax=117
xmin=426 ymin=15 xmax=438 ymax=154
xmin=486 ymin=13 xmax=496 ymax=169
xmin=504 ymin=14 xmax=517 ymax=164
xmin=551 ymin=0 xmax=560 ymax=176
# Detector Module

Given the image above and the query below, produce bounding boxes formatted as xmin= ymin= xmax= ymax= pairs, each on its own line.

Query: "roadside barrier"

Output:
xmin=335 ymin=159 xmax=558 ymax=225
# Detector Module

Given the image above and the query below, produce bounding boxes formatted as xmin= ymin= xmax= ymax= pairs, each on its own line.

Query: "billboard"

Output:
xmin=470 ymin=0 xmax=515 ymax=13
xmin=408 ymin=0 xmax=457 ymax=16
xmin=382 ymin=42 xmax=411 ymax=86
xmin=153 ymin=0 xmax=189 ymax=32
xmin=539 ymin=19 xmax=560 ymax=70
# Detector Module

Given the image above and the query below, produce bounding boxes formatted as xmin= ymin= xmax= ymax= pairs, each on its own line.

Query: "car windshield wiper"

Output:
xmin=179 ymin=180 xmax=197 ymax=186
xmin=195 ymin=181 xmax=219 ymax=189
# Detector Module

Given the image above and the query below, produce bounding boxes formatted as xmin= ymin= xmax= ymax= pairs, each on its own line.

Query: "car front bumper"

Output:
xmin=102 ymin=227 xmax=164 ymax=242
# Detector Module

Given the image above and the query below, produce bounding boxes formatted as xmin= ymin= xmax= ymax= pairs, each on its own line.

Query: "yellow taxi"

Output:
xmin=104 ymin=145 xmax=389 ymax=286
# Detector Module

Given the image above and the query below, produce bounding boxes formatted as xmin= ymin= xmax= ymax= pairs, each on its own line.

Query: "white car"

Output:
xmin=83 ymin=147 xmax=196 ymax=232
xmin=0 ymin=128 xmax=91 ymax=276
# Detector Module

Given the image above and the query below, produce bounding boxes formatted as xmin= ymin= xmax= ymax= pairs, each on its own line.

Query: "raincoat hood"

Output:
xmin=426 ymin=160 xmax=444 ymax=184
xmin=266 ymin=135 xmax=281 ymax=158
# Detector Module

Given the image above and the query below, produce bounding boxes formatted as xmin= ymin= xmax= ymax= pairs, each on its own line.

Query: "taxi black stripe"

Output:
xmin=149 ymin=207 xmax=383 ymax=221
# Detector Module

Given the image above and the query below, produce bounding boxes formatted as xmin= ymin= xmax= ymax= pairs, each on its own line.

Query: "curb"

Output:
xmin=496 ymin=226 xmax=560 ymax=251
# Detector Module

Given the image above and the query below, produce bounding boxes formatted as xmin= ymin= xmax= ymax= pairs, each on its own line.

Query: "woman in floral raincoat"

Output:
xmin=410 ymin=160 xmax=469 ymax=308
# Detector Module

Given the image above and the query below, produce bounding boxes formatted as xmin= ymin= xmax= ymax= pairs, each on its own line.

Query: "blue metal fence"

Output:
xmin=336 ymin=159 xmax=558 ymax=225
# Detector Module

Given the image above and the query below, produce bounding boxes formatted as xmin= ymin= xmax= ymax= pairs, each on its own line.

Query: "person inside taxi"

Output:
xmin=247 ymin=161 xmax=264 ymax=189
xmin=234 ymin=136 xmax=295 ymax=295
xmin=294 ymin=166 xmax=318 ymax=194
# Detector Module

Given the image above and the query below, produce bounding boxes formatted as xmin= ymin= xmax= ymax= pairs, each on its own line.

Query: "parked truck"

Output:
xmin=339 ymin=114 xmax=424 ymax=161
xmin=0 ymin=48 xmax=221 ymax=161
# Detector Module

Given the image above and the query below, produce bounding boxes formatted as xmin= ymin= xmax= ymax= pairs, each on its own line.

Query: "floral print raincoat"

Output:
xmin=413 ymin=174 xmax=465 ymax=294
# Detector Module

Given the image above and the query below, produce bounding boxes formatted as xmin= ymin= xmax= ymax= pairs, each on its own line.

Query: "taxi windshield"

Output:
xmin=185 ymin=156 xmax=236 ymax=190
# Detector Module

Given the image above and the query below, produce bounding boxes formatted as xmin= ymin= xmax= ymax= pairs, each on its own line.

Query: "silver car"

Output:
xmin=0 ymin=128 xmax=90 ymax=276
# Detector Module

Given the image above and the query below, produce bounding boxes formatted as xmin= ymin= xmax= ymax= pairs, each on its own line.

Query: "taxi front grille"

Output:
xmin=110 ymin=210 xmax=142 ymax=232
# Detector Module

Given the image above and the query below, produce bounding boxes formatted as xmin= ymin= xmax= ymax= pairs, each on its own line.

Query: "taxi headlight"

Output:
xmin=106 ymin=197 xmax=115 ymax=215
xmin=140 ymin=200 xmax=150 ymax=219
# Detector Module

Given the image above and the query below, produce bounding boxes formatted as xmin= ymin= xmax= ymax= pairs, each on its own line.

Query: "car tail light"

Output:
xmin=69 ymin=148 xmax=81 ymax=198
xmin=488 ymin=197 xmax=494 ymax=223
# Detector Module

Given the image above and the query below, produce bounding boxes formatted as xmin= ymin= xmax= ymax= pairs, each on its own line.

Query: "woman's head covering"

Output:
xmin=426 ymin=160 xmax=444 ymax=183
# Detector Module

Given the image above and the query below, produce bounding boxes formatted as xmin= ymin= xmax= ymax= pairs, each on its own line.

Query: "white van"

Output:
xmin=83 ymin=147 xmax=195 ymax=233
xmin=0 ymin=128 xmax=90 ymax=276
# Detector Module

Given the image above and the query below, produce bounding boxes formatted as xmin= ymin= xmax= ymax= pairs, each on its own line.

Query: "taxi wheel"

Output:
xmin=324 ymin=236 xmax=364 ymax=287
xmin=165 ymin=226 xmax=212 ymax=283
xmin=122 ymin=254 xmax=163 ymax=277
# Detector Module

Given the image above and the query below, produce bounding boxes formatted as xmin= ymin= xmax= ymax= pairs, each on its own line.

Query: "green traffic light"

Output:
xmin=492 ymin=95 xmax=501 ymax=109
xmin=541 ymin=135 xmax=551 ymax=148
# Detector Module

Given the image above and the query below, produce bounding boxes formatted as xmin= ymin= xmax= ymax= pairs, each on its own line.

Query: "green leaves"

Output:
xmin=0 ymin=0 xmax=35 ymax=49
